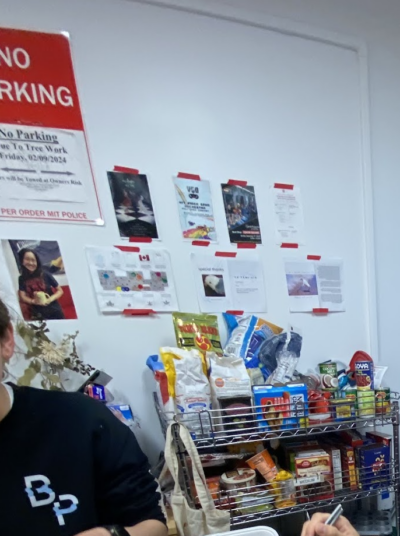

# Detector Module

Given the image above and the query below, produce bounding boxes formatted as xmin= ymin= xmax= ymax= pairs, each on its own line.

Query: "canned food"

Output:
xmin=319 ymin=362 xmax=338 ymax=391
xmin=331 ymin=399 xmax=355 ymax=421
xmin=375 ymin=388 xmax=390 ymax=415
xmin=357 ymin=390 xmax=375 ymax=418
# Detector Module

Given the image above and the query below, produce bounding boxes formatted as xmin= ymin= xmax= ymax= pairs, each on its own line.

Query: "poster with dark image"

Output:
xmin=221 ymin=184 xmax=262 ymax=244
xmin=7 ymin=239 xmax=77 ymax=321
xmin=107 ymin=171 xmax=159 ymax=239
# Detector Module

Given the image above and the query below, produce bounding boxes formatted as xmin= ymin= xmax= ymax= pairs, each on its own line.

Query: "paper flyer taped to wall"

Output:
xmin=191 ymin=253 xmax=266 ymax=313
xmin=86 ymin=246 xmax=178 ymax=313
xmin=284 ymin=258 xmax=344 ymax=312
xmin=173 ymin=176 xmax=217 ymax=241
xmin=221 ymin=183 xmax=262 ymax=244
xmin=107 ymin=171 xmax=159 ymax=240
xmin=272 ymin=185 xmax=305 ymax=245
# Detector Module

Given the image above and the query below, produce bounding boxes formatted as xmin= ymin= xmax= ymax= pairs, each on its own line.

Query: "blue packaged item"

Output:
xmin=223 ymin=314 xmax=283 ymax=378
xmin=253 ymin=383 xmax=308 ymax=430
xmin=357 ymin=443 xmax=390 ymax=490
xmin=108 ymin=404 xmax=135 ymax=427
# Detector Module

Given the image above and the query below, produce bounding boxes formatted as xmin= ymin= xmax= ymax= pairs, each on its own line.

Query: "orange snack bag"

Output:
xmin=246 ymin=449 xmax=278 ymax=483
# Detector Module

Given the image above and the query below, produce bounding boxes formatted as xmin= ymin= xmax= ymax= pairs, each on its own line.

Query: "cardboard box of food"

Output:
xmin=295 ymin=449 xmax=333 ymax=502
xmin=253 ymin=383 xmax=308 ymax=430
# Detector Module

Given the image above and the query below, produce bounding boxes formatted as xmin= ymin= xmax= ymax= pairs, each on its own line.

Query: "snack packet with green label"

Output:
xmin=172 ymin=312 xmax=223 ymax=356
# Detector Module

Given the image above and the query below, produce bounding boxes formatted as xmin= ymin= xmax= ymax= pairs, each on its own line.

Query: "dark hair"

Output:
xmin=18 ymin=248 xmax=43 ymax=281
xmin=0 ymin=298 xmax=11 ymax=339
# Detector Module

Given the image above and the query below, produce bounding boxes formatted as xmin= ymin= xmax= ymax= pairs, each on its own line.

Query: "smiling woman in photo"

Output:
xmin=17 ymin=248 xmax=65 ymax=320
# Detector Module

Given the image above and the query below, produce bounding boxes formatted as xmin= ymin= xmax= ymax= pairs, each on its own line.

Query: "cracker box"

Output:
xmin=321 ymin=444 xmax=343 ymax=492
xmin=324 ymin=437 xmax=357 ymax=491
xmin=339 ymin=444 xmax=358 ymax=490
xmin=295 ymin=449 xmax=334 ymax=502
xmin=253 ymin=383 xmax=308 ymax=430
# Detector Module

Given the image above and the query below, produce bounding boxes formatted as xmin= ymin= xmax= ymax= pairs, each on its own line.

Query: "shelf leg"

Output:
xmin=393 ymin=401 xmax=400 ymax=535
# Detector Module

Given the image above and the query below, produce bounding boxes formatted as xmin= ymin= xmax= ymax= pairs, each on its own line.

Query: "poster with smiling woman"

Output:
xmin=2 ymin=240 xmax=77 ymax=321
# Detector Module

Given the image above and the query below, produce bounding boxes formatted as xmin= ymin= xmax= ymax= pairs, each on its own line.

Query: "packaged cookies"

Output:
xmin=173 ymin=312 xmax=222 ymax=356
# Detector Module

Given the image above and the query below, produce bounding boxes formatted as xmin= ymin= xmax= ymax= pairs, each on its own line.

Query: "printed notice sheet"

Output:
xmin=0 ymin=28 xmax=102 ymax=224
xmin=173 ymin=176 xmax=217 ymax=241
xmin=191 ymin=253 xmax=266 ymax=313
xmin=86 ymin=246 xmax=178 ymax=313
xmin=284 ymin=258 xmax=344 ymax=312
xmin=272 ymin=186 xmax=305 ymax=245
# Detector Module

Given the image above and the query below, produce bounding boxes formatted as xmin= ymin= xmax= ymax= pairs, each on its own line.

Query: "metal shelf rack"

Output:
xmin=165 ymin=392 xmax=400 ymax=530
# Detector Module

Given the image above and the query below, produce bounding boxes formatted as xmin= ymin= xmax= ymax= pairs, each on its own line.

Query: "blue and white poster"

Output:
xmin=173 ymin=177 xmax=217 ymax=242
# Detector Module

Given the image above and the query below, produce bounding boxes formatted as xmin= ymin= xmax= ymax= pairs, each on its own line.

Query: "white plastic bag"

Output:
xmin=161 ymin=347 xmax=211 ymax=437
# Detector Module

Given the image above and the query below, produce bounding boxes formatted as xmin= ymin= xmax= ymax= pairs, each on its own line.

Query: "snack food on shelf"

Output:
xmin=172 ymin=312 xmax=222 ymax=356
xmin=331 ymin=398 xmax=355 ymax=420
xmin=253 ymin=383 xmax=308 ymax=430
xmin=218 ymin=397 xmax=253 ymax=434
xmin=223 ymin=313 xmax=283 ymax=381
xmin=356 ymin=443 xmax=390 ymax=490
xmin=320 ymin=444 xmax=343 ymax=491
xmin=208 ymin=351 xmax=252 ymax=432
xmin=236 ymin=491 xmax=274 ymax=514
xmin=375 ymin=387 xmax=390 ymax=415
xmin=206 ymin=476 xmax=221 ymax=500
xmin=357 ymin=390 xmax=375 ymax=418
xmin=160 ymin=347 xmax=211 ymax=437
xmin=246 ymin=449 xmax=278 ymax=483
xmin=295 ymin=448 xmax=333 ymax=502
xmin=227 ymin=442 xmax=264 ymax=456
xmin=220 ymin=469 xmax=257 ymax=491
xmin=366 ymin=431 xmax=391 ymax=448
xmin=273 ymin=470 xmax=296 ymax=509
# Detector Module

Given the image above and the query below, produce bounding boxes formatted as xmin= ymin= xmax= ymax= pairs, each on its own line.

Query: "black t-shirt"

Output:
xmin=0 ymin=385 xmax=164 ymax=535
xmin=18 ymin=272 xmax=64 ymax=320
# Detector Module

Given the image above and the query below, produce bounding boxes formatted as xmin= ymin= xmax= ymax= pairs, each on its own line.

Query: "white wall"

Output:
xmin=207 ymin=0 xmax=400 ymax=374
xmin=1 ymin=0 xmax=399 ymax=462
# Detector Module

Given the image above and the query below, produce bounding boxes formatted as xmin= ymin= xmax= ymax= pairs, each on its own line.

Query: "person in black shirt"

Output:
xmin=17 ymin=247 xmax=65 ymax=320
xmin=0 ymin=298 xmax=167 ymax=536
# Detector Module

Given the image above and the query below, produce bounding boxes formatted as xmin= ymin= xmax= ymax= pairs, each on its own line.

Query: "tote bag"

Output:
xmin=165 ymin=423 xmax=230 ymax=536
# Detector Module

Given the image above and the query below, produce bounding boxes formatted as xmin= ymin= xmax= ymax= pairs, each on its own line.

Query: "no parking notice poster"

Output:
xmin=0 ymin=27 xmax=103 ymax=224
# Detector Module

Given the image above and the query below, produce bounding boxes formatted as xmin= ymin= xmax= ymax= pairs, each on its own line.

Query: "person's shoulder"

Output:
xmin=43 ymin=270 xmax=57 ymax=282
xmin=14 ymin=385 xmax=109 ymax=422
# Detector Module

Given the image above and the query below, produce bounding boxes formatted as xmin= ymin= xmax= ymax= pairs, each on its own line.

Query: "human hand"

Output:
xmin=301 ymin=513 xmax=359 ymax=536
xmin=74 ymin=527 xmax=110 ymax=536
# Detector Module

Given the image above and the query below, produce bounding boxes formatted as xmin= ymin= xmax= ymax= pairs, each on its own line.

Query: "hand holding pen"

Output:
xmin=301 ymin=510 xmax=360 ymax=536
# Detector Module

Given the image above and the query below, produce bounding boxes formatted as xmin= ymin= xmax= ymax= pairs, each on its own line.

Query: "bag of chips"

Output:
xmin=173 ymin=312 xmax=222 ymax=356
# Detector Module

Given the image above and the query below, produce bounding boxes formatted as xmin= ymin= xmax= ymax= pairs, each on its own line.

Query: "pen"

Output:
xmin=325 ymin=504 xmax=343 ymax=526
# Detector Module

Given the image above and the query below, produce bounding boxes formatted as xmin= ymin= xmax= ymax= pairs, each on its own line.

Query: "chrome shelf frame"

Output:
xmin=165 ymin=393 xmax=400 ymax=529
